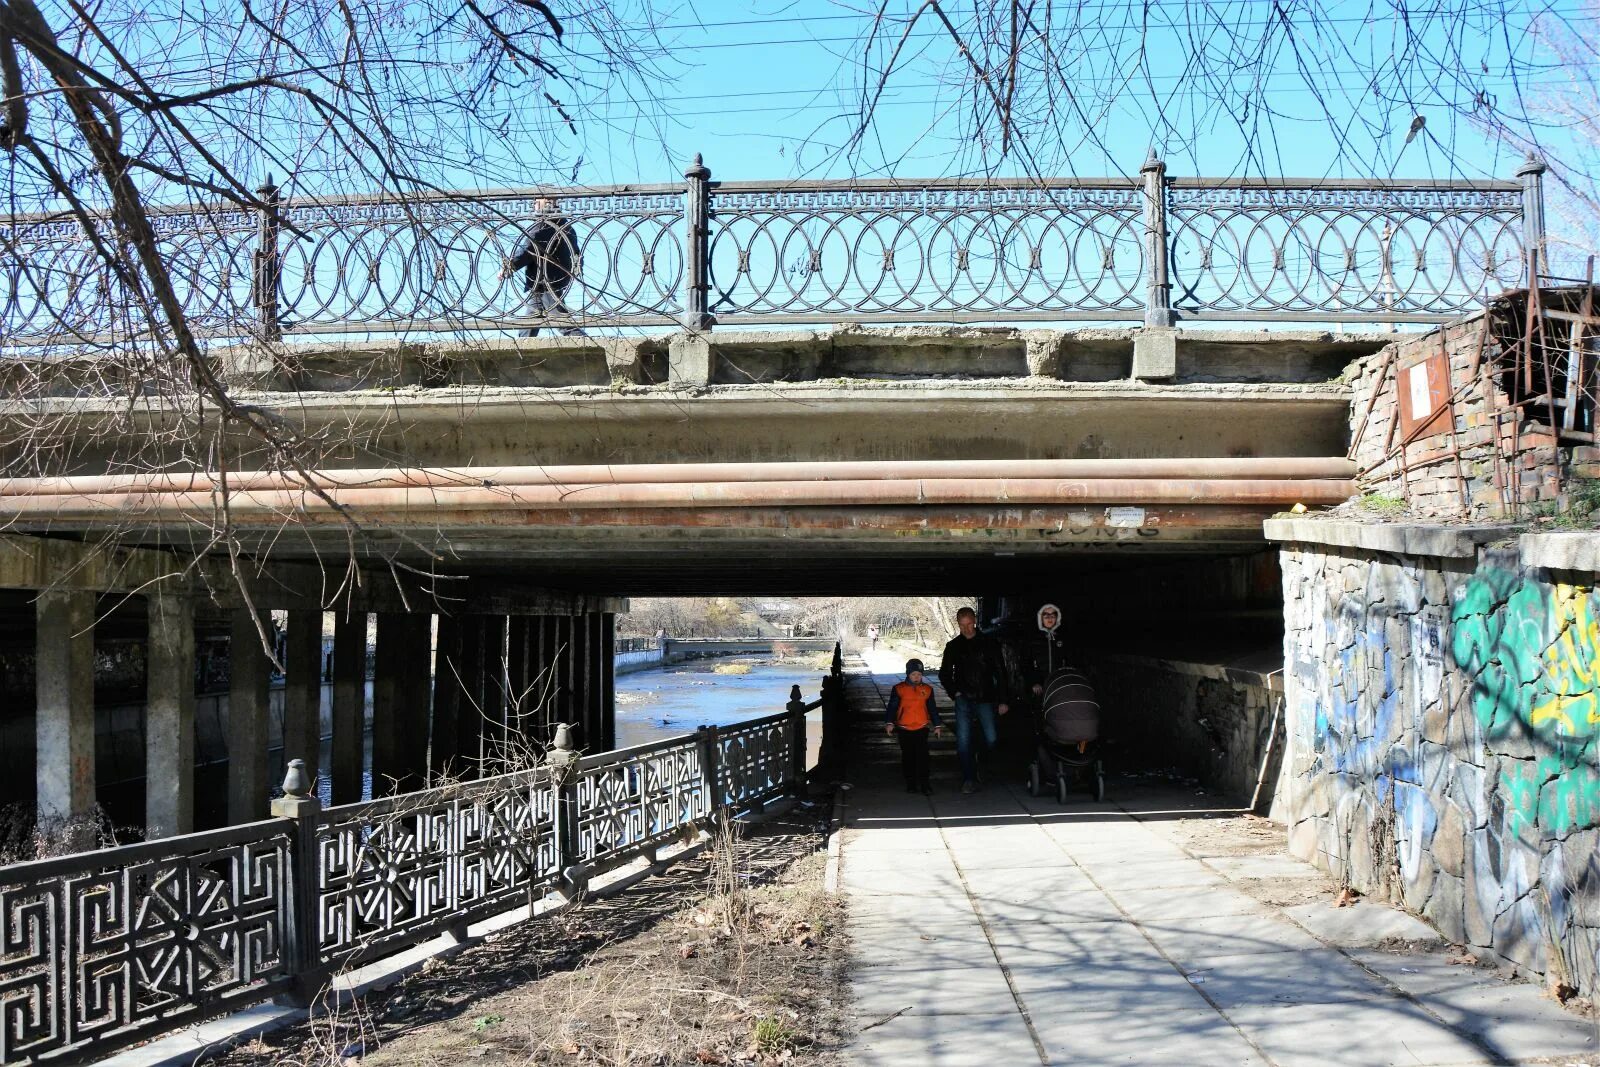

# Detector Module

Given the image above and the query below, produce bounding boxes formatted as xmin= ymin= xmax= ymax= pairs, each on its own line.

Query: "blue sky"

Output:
xmin=556 ymin=0 xmax=1592 ymax=190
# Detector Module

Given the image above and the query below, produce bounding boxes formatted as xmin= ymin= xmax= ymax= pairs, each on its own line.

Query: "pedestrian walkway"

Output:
xmin=839 ymin=654 xmax=1598 ymax=1066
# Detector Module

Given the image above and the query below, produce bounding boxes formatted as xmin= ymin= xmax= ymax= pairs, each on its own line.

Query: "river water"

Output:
xmin=615 ymin=658 xmax=831 ymax=749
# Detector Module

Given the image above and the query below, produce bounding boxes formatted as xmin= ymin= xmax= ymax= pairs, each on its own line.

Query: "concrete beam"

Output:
xmin=146 ymin=594 xmax=195 ymax=838
xmin=34 ymin=590 xmax=95 ymax=829
xmin=228 ymin=608 xmax=273 ymax=823
xmin=0 ymin=533 xmax=623 ymax=615
xmin=1263 ymin=518 xmax=1513 ymax=558
xmin=1520 ymin=532 xmax=1600 ymax=573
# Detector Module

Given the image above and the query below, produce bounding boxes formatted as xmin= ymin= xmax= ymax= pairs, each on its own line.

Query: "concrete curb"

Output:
xmin=824 ymin=787 xmax=849 ymax=894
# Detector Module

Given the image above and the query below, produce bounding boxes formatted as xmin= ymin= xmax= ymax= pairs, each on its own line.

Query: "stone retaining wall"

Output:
xmin=1276 ymin=523 xmax=1600 ymax=992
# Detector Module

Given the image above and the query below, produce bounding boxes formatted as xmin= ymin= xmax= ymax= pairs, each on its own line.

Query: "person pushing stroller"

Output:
xmin=885 ymin=659 xmax=943 ymax=794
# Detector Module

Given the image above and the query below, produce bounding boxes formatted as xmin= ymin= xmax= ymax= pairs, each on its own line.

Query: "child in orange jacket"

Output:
xmin=885 ymin=658 xmax=943 ymax=794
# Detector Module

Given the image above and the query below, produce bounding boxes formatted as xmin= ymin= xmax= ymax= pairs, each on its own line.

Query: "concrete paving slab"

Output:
xmin=1189 ymin=947 xmax=1400 ymax=1010
xmin=959 ymin=864 xmax=1100 ymax=902
xmin=1347 ymin=948 xmax=1507 ymax=997
xmin=1032 ymin=1008 xmax=1271 ymax=1066
xmin=846 ymin=1010 xmax=1043 ymax=1067
xmin=849 ymin=924 xmax=1000 ymax=971
xmin=976 ymin=888 xmax=1125 ymax=925
xmin=1139 ymin=911 xmax=1326 ymax=966
xmin=1414 ymin=978 xmax=1600 ymax=1060
xmin=843 ymin=847 xmax=958 ymax=873
xmin=841 ymin=826 xmax=950 ymax=851
xmin=848 ymin=893 xmax=977 ymax=927
xmin=1284 ymin=901 xmax=1444 ymax=947
xmin=1078 ymin=857 xmax=1227 ymax=891
xmin=1107 ymin=886 xmax=1270 ymax=923
xmin=1002 ymin=954 xmax=1214 ymax=1013
xmin=1225 ymin=999 xmax=1494 ymax=1067
xmin=841 ymin=867 xmax=965 ymax=895
xmin=984 ymin=915 xmax=1165 ymax=964
xmin=1204 ymin=853 xmax=1327 ymax=880
xmin=849 ymin=963 xmax=1021 ymax=1018
xmin=1062 ymin=839 xmax=1193 ymax=863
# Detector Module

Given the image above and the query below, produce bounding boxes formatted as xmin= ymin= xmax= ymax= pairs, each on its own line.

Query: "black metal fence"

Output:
xmin=0 ymin=711 xmax=805 ymax=1064
xmin=0 ymin=154 xmax=1545 ymax=347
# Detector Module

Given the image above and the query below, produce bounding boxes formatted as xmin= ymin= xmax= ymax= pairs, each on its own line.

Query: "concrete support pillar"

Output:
xmin=454 ymin=616 xmax=486 ymax=775
xmin=569 ymin=614 xmax=590 ymax=748
xmin=506 ymin=616 xmax=529 ymax=737
xmin=146 ymin=594 xmax=195 ymax=838
xmin=554 ymin=615 xmax=574 ymax=730
xmin=430 ymin=612 xmax=463 ymax=779
xmin=481 ymin=615 xmax=508 ymax=771
xmin=330 ymin=611 xmax=367 ymax=803
xmin=283 ymin=609 xmax=323 ymax=786
xmin=599 ymin=613 xmax=616 ymax=751
xmin=35 ymin=590 xmax=96 ymax=829
xmin=372 ymin=613 xmax=430 ymax=793
xmin=228 ymin=608 xmax=272 ymax=823
xmin=532 ymin=615 xmax=556 ymax=739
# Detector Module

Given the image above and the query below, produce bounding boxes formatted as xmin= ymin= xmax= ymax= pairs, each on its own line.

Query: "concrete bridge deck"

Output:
xmin=838 ymin=653 xmax=1598 ymax=1066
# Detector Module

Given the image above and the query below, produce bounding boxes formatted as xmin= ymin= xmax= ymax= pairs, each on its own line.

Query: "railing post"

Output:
xmin=1141 ymin=151 xmax=1176 ymax=328
xmin=271 ymin=758 xmax=323 ymax=1006
xmin=698 ymin=723 xmax=723 ymax=814
xmin=1518 ymin=152 xmax=1547 ymax=287
xmin=546 ymin=723 xmax=588 ymax=897
xmin=786 ymin=688 xmax=809 ymax=798
xmin=253 ymin=175 xmax=283 ymax=342
xmin=681 ymin=154 xmax=713 ymax=332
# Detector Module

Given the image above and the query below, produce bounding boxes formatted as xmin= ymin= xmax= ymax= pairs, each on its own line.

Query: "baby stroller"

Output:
xmin=1026 ymin=668 xmax=1105 ymax=803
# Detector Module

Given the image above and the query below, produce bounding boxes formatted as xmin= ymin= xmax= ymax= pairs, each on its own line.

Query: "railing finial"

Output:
xmin=1517 ymin=151 xmax=1547 ymax=177
xmin=1142 ymin=149 xmax=1164 ymax=173
xmin=281 ymin=757 xmax=312 ymax=798
xmin=685 ymin=153 xmax=710 ymax=180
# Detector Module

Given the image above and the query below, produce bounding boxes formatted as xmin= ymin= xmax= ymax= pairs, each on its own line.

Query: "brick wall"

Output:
xmin=1348 ymin=311 xmax=1563 ymax=518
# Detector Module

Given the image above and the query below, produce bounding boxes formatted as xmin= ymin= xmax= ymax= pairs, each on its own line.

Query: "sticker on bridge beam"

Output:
xmin=1104 ymin=506 xmax=1147 ymax=528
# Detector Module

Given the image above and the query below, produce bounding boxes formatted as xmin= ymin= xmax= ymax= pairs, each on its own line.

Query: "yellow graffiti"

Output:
xmin=1529 ymin=583 xmax=1600 ymax=735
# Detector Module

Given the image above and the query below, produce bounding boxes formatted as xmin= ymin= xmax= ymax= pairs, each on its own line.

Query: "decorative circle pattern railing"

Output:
xmin=0 ymin=160 xmax=1540 ymax=348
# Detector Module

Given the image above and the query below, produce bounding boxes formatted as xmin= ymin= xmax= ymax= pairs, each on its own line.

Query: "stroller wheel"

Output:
xmin=1094 ymin=770 xmax=1106 ymax=803
xmin=1027 ymin=763 xmax=1041 ymax=797
xmin=1056 ymin=767 xmax=1070 ymax=805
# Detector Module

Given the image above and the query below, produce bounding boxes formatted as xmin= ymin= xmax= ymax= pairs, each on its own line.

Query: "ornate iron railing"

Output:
xmin=0 ymin=155 xmax=1546 ymax=347
xmin=0 ymin=711 xmax=808 ymax=1064
xmin=0 ymin=820 xmax=296 ymax=1064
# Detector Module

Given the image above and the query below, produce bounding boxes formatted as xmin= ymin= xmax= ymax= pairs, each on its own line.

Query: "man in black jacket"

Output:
xmin=508 ymin=198 xmax=585 ymax=337
xmin=939 ymin=606 xmax=1011 ymax=793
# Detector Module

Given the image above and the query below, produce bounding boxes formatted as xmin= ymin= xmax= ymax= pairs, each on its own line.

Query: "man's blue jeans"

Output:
xmin=953 ymin=695 xmax=998 ymax=784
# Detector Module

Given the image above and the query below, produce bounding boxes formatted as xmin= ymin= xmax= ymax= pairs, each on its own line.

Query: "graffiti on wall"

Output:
xmin=1451 ymin=572 xmax=1600 ymax=836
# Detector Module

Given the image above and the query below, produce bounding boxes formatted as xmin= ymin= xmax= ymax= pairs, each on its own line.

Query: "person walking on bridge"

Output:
xmin=507 ymin=197 xmax=586 ymax=337
xmin=940 ymin=606 xmax=1010 ymax=794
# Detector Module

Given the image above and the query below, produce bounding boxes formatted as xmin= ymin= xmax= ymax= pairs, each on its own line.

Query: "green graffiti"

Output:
xmin=1453 ymin=570 xmax=1600 ymax=836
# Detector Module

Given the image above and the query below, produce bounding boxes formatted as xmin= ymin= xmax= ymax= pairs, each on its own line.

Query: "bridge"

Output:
xmin=3 ymin=155 xmax=1598 ymax=1047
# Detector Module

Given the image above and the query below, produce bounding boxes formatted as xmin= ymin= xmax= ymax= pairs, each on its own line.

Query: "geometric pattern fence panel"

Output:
xmin=315 ymin=768 xmax=556 ymax=965
xmin=715 ymin=713 xmax=795 ymax=811
xmin=574 ymin=737 xmax=707 ymax=867
xmin=0 ymin=820 xmax=294 ymax=1064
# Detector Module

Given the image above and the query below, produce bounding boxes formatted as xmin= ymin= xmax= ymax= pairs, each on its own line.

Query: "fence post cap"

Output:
xmin=547 ymin=722 xmax=579 ymax=768
xmin=281 ymin=758 xmax=312 ymax=797
xmin=1517 ymin=152 xmax=1547 ymax=178
xmin=1141 ymin=150 xmax=1165 ymax=174
xmin=684 ymin=153 xmax=711 ymax=181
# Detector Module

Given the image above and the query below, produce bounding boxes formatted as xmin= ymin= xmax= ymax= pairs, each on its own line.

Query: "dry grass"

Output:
xmin=207 ymin=805 xmax=845 ymax=1067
